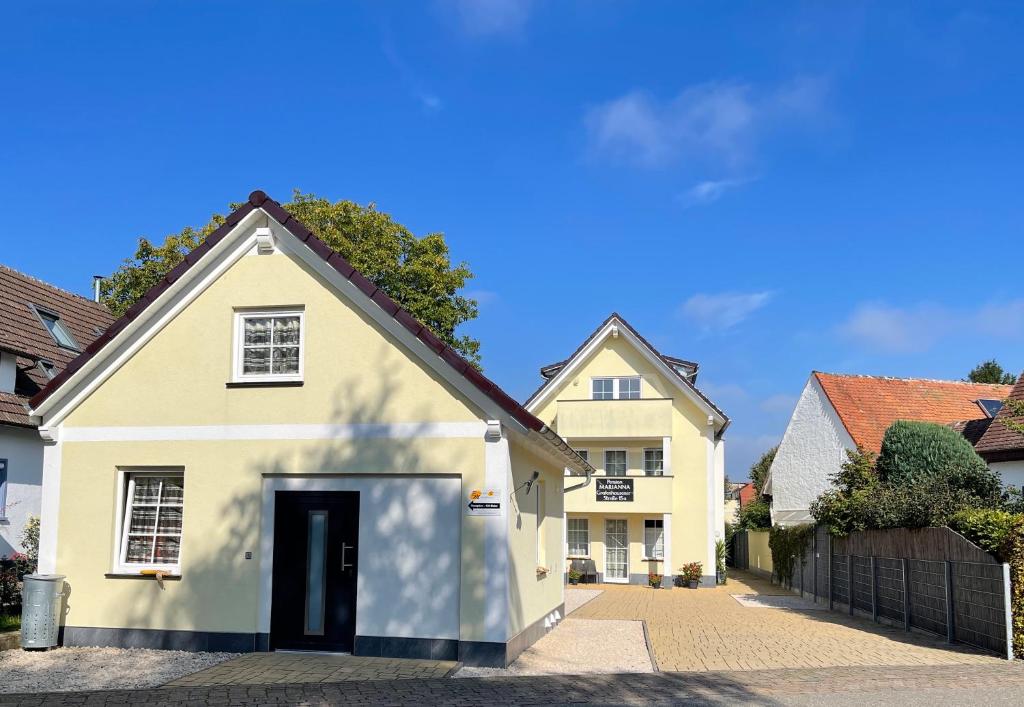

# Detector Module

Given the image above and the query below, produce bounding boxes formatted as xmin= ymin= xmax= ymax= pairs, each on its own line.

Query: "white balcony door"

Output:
xmin=604 ymin=519 xmax=629 ymax=583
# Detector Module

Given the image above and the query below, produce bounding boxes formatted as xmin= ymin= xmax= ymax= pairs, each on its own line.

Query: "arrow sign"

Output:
xmin=467 ymin=501 xmax=501 ymax=511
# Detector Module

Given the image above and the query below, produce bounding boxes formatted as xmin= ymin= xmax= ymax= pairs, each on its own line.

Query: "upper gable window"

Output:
xmin=233 ymin=310 xmax=304 ymax=382
xmin=591 ymin=376 xmax=641 ymax=400
xmin=34 ymin=307 xmax=79 ymax=351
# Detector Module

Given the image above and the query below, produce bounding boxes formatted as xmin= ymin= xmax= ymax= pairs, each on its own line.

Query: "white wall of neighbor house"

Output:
xmin=992 ymin=460 xmax=1024 ymax=490
xmin=768 ymin=376 xmax=854 ymax=526
xmin=0 ymin=426 xmax=43 ymax=556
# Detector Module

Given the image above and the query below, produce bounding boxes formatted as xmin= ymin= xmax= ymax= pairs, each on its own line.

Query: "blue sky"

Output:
xmin=3 ymin=1 xmax=1022 ymax=478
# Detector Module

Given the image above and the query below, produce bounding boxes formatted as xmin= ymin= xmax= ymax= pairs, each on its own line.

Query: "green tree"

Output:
xmin=101 ymin=190 xmax=482 ymax=365
xmin=737 ymin=500 xmax=772 ymax=529
xmin=749 ymin=446 xmax=777 ymax=496
xmin=966 ymin=359 xmax=1017 ymax=384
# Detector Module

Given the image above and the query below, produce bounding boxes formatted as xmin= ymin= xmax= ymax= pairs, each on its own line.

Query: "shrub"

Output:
xmin=738 ymin=500 xmax=772 ymax=530
xmin=678 ymin=562 xmax=703 ymax=583
xmin=877 ymin=420 xmax=1001 ymax=502
xmin=21 ymin=517 xmax=39 ymax=573
xmin=1001 ymin=515 xmax=1024 ymax=658
xmin=768 ymin=524 xmax=814 ymax=586
xmin=949 ymin=508 xmax=1018 ymax=559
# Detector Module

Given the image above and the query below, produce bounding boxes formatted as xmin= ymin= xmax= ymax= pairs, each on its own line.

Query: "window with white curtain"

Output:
xmin=234 ymin=310 xmax=304 ymax=382
xmin=604 ymin=450 xmax=627 ymax=476
xmin=643 ymin=448 xmax=664 ymax=476
xmin=644 ymin=519 xmax=664 ymax=560
xmin=118 ymin=472 xmax=184 ymax=571
xmin=567 ymin=518 xmax=589 ymax=556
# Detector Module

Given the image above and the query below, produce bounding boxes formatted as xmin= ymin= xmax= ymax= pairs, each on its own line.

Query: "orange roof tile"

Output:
xmin=813 ymin=372 xmax=1012 ymax=453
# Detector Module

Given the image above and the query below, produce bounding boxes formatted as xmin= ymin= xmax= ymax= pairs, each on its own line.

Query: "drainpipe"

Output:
xmin=532 ymin=424 xmax=593 ymax=491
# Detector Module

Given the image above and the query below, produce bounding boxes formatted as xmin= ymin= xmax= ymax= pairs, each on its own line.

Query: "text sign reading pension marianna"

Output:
xmin=596 ymin=478 xmax=634 ymax=502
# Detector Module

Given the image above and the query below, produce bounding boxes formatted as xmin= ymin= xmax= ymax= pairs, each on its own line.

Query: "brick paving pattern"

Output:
xmin=571 ymin=569 xmax=1002 ymax=671
xmin=3 ymin=664 xmax=1024 ymax=705
xmin=162 ymin=652 xmax=458 ymax=687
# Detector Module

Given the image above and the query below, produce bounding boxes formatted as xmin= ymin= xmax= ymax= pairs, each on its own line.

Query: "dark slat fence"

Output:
xmin=765 ymin=525 xmax=1013 ymax=659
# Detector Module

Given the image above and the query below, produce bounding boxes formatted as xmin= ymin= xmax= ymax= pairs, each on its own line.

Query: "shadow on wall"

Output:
xmin=68 ymin=340 xmax=479 ymax=650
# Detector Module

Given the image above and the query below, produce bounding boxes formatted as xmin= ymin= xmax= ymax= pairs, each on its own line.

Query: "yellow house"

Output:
xmin=28 ymin=190 xmax=591 ymax=667
xmin=525 ymin=314 xmax=729 ymax=587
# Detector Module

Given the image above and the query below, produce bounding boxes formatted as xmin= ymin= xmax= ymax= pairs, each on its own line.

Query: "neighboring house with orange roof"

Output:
xmin=969 ymin=372 xmax=1024 ymax=488
xmin=0 ymin=265 xmax=114 ymax=556
xmin=763 ymin=372 xmax=1011 ymax=526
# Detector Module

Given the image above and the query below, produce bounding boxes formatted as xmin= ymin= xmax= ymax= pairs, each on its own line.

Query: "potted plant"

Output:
xmin=568 ymin=567 xmax=583 ymax=585
xmin=715 ymin=539 xmax=728 ymax=585
xmin=678 ymin=561 xmax=703 ymax=589
xmin=648 ymin=572 xmax=663 ymax=589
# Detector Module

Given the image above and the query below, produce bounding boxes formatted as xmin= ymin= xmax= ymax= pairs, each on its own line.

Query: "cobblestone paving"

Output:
xmin=3 ymin=664 xmax=1023 ymax=705
xmin=571 ymin=570 xmax=1003 ymax=671
xmin=162 ymin=652 xmax=457 ymax=687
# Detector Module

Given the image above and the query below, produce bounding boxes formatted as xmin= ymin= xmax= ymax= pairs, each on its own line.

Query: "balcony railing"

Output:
xmin=553 ymin=398 xmax=672 ymax=439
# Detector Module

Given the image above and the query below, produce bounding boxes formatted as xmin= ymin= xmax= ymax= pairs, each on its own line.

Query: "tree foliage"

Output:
xmin=737 ymin=500 xmax=772 ymax=529
xmin=876 ymin=420 xmax=1001 ymax=502
xmin=101 ymin=190 xmax=482 ymax=365
xmin=749 ymin=446 xmax=777 ymax=496
xmin=966 ymin=359 xmax=1017 ymax=384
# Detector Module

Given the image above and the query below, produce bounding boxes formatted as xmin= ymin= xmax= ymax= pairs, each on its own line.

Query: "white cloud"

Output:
xmin=440 ymin=0 xmax=532 ymax=37
xmin=585 ymin=77 xmax=828 ymax=169
xmin=838 ymin=299 xmax=1024 ymax=354
xmin=464 ymin=289 xmax=499 ymax=307
xmin=759 ymin=393 xmax=798 ymax=414
xmin=382 ymin=35 xmax=443 ymax=113
xmin=678 ymin=177 xmax=751 ymax=207
xmin=680 ymin=291 xmax=775 ymax=332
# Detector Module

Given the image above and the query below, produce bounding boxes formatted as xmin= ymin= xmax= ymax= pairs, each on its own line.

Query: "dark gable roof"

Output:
xmin=30 ymin=191 xmax=563 ymax=444
xmin=0 ymin=265 xmax=115 ymax=427
xmin=973 ymin=372 xmax=1024 ymax=461
xmin=525 ymin=311 xmax=728 ymax=428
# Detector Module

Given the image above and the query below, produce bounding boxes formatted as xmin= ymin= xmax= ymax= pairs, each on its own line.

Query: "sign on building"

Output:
xmin=596 ymin=478 xmax=634 ymax=502
xmin=466 ymin=487 xmax=503 ymax=516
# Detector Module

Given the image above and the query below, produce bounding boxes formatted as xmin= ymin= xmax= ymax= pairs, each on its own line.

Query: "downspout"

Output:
xmin=537 ymin=424 xmax=593 ymax=492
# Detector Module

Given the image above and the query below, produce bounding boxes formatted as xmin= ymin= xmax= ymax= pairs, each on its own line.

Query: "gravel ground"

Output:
xmin=455 ymin=617 xmax=653 ymax=678
xmin=0 ymin=647 xmax=238 ymax=693
xmin=564 ymin=588 xmax=603 ymax=615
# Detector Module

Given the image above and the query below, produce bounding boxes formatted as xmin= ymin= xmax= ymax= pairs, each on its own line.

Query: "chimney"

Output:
xmin=93 ymin=275 xmax=104 ymax=303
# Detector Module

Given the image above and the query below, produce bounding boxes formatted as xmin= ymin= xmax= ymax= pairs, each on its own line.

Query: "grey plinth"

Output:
xmin=20 ymin=574 xmax=65 ymax=649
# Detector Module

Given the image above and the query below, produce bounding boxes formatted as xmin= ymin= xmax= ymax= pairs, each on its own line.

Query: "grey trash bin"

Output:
xmin=20 ymin=574 xmax=65 ymax=649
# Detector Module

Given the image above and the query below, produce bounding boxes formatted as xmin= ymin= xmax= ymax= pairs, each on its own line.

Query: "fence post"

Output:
xmin=944 ymin=561 xmax=955 ymax=644
xmin=828 ymin=535 xmax=834 ymax=611
xmin=1003 ymin=563 xmax=1014 ymax=661
xmin=812 ymin=530 xmax=818 ymax=604
xmin=902 ymin=558 xmax=910 ymax=632
xmin=848 ymin=554 xmax=854 ymax=615
xmin=870 ymin=556 xmax=878 ymax=623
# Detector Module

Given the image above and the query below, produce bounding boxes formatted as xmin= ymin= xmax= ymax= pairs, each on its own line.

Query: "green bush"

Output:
xmin=738 ymin=500 xmax=772 ymax=529
xmin=1002 ymin=515 xmax=1024 ymax=659
xmin=769 ymin=524 xmax=814 ymax=587
xmin=949 ymin=508 xmax=1018 ymax=559
xmin=877 ymin=420 xmax=1001 ymax=502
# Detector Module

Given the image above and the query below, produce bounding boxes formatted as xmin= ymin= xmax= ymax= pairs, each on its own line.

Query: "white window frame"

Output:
xmin=232 ymin=309 xmax=305 ymax=383
xmin=591 ymin=376 xmax=641 ymax=400
xmin=604 ymin=449 xmax=628 ymax=477
xmin=643 ymin=448 xmax=664 ymax=476
xmin=644 ymin=518 xmax=664 ymax=560
xmin=113 ymin=468 xmax=184 ymax=575
xmin=567 ymin=517 xmax=589 ymax=557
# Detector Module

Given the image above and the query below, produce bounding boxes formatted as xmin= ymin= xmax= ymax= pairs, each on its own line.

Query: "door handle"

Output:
xmin=341 ymin=543 xmax=354 ymax=571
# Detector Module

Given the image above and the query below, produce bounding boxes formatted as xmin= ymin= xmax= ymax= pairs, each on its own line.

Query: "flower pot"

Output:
xmin=569 ymin=578 xmax=579 ymax=585
xmin=688 ymin=580 xmax=699 ymax=589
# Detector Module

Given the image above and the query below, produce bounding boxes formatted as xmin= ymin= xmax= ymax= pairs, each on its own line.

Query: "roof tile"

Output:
xmin=814 ymin=372 xmax=1012 ymax=453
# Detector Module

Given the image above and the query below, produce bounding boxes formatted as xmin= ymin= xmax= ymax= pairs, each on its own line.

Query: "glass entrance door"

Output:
xmin=605 ymin=519 xmax=628 ymax=583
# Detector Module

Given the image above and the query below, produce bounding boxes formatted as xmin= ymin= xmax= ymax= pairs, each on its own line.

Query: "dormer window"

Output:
xmin=233 ymin=309 xmax=304 ymax=383
xmin=591 ymin=376 xmax=641 ymax=400
xmin=34 ymin=306 xmax=79 ymax=351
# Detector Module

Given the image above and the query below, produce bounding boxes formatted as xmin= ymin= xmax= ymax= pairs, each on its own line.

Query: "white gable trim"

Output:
xmin=524 ymin=318 xmax=726 ymax=428
xmin=29 ymin=208 xmax=584 ymax=473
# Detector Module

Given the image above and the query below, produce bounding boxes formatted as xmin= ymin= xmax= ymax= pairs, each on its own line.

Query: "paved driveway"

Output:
xmin=571 ymin=569 xmax=1002 ymax=671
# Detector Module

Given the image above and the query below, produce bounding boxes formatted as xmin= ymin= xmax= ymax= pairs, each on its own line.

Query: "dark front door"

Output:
xmin=270 ymin=491 xmax=359 ymax=651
